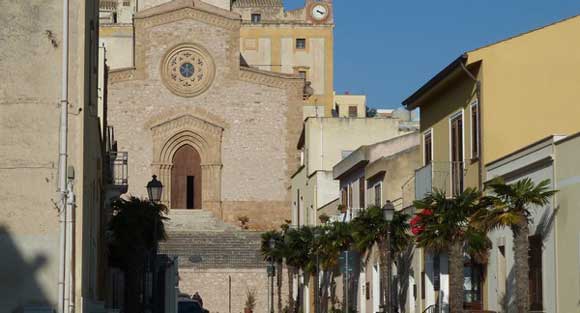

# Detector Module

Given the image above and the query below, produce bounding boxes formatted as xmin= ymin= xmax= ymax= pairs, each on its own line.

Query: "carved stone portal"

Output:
xmin=150 ymin=113 xmax=224 ymax=217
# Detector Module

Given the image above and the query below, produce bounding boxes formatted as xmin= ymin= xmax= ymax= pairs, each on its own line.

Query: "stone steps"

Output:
xmin=159 ymin=210 xmax=266 ymax=269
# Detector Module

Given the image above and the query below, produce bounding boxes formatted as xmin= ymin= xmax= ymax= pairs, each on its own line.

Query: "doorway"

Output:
xmin=171 ymin=145 xmax=202 ymax=209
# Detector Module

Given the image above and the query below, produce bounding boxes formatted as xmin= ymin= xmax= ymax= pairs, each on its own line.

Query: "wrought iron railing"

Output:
xmin=107 ymin=151 xmax=128 ymax=189
xmin=415 ymin=161 xmax=465 ymax=201
xmin=99 ymin=0 xmax=118 ymax=11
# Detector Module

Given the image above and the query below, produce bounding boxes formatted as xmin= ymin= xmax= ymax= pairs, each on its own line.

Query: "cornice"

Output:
xmin=109 ymin=68 xmax=137 ymax=83
xmin=135 ymin=0 xmax=241 ymax=31
xmin=239 ymin=67 xmax=304 ymax=90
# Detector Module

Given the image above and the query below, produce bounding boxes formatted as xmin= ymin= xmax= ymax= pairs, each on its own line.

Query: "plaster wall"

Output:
xmin=554 ymin=135 xmax=580 ymax=313
xmin=468 ymin=16 xmax=580 ymax=165
xmin=485 ymin=139 xmax=558 ymax=313
xmin=0 ymin=0 xmax=104 ymax=311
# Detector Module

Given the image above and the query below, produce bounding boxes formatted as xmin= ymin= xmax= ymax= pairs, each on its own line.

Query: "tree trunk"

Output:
xmin=277 ymin=261 xmax=283 ymax=313
xmin=379 ymin=239 xmax=389 ymax=310
xmin=288 ymin=266 xmax=295 ymax=313
xmin=124 ymin=263 xmax=144 ymax=313
xmin=448 ymin=241 xmax=464 ymax=313
xmin=512 ymin=222 xmax=530 ymax=313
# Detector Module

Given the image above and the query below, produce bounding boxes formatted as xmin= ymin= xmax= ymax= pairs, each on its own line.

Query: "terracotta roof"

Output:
xmin=232 ymin=0 xmax=283 ymax=8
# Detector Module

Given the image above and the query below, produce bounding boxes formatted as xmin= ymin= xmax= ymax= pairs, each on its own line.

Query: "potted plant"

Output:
xmin=244 ymin=289 xmax=256 ymax=313
xmin=237 ymin=215 xmax=250 ymax=230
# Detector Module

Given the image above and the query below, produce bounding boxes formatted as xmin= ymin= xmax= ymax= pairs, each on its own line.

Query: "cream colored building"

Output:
xmin=328 ymin=133 xmax=421 ymax=313
xmin=334 ymin=93 xmax=367 ymax=118
xmin=0 ymin=1 xmax=118 ymax=312
xmin=292 ymin=113 xmax=419 ymax=228
xmin=99 ymin=0 xmax=335 ymax=113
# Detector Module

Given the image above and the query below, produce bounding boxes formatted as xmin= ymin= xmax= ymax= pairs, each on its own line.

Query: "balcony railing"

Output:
xmin=99 ymin=0 xmax=118 ymax=11
xmin=107 ymin=151 xmax=128 ymax=193
xmin=415 ymin=161 xmax=465 ymax=200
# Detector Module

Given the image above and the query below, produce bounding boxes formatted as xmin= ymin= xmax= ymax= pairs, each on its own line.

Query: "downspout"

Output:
xmin=57 ymin=0 xmax=70 ymax=311
xmin=459 ymin=58 xmax=483 ymax=190
xmin=65 ymin=179 xmax=76 ymax=313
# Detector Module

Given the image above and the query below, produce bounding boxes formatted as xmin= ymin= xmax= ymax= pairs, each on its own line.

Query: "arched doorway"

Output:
xmin=171 ymin=145 xmax=202 ymax=209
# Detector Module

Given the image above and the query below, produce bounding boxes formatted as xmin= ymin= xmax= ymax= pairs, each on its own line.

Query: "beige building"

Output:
xmin=0 ymin=1 xmax=118 ymax=312
xmin=329 ymin=133 xmax=421 ymax=313
xmin=99 ymin=0 xmax=335 ymax=113
xmin=292 ymin=113 xmax=419 ymax=228
xmin=103 ymin=1 xmax=305 ymax=312
xmin=333 ymin=93 xmax=366 ymax=118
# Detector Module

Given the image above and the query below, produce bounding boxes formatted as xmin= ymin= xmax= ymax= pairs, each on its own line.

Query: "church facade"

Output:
xmin=107 ymin=0 xmax=307 ymax=229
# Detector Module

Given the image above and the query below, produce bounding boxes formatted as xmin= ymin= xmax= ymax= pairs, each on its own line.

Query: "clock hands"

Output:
xmin=316 ymin=9 xmax=325 ymax=15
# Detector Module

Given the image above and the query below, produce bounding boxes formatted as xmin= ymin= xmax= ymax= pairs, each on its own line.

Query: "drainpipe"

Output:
xmin=459 ymin=58 xmax=483 ymax=190
xmin=65 ymin=178 xmax=76 ymax=313
xmin=57 ymin=0 xmax=70 ymax=311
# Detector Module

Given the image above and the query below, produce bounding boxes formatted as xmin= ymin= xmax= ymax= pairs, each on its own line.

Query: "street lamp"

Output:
xmin=267 ymin=238 xmax=276 ymax=313
xmin=147 ymin=175 xmax=163 ymax=203
xmin=382 ymin=200 xmax=395 ymax=313
xmin=146 ymin=175 xmax=163 ymax=313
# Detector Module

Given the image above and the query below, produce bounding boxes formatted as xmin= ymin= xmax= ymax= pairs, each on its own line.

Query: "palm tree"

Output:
xmin=108 ymin=197 xmax=168 ymax=313
xmin=261 ymin=230 xmax=285 ymax=313
xmin=284 ymin=226 xmax=316 ymax=313
xmin=314 ymin=221 xmax=354 ymax=313
xmin=413 ymin=188 xmax=488 ymax=313
xmin=351 ymin=206 xmax=412 ymax=313
xmin=480 ymin=178 xmax=556 ymax=313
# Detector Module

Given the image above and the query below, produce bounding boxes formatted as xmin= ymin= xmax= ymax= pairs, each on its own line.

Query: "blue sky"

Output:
xmin=284 ymin=0 xmax=580 ymax=109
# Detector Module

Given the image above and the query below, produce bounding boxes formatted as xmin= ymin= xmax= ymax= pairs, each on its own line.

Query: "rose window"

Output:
xmin=161 ymin=44 xmax=215 ymax=97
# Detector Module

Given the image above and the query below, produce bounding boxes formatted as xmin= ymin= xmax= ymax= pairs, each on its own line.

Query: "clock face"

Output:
xmin=311 ymin=4 xmax=329 ymax=21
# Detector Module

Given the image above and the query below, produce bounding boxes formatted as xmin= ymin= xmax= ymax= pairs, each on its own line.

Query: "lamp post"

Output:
xmin=267 ymin=238 xmax=276 ymax=313
xmin=146 ymin=175 xmax=163 ymax=313
xmin=382 ymin=200 xmax=395 ymax=313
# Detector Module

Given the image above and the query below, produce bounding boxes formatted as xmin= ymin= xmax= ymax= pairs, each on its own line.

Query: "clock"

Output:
xmin=310 ymin=3 xmax=330 ymax=22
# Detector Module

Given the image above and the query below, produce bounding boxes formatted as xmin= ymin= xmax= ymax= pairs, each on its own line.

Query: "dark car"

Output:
xmin=178 ymin=299 xmax=209 ymax=313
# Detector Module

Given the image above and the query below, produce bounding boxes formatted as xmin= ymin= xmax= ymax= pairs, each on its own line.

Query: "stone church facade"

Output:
xmin=107 ymin=0 xmax=305 ymax=229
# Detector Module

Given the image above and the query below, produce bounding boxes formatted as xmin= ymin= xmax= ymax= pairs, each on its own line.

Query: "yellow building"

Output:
xmin=403 ymin=14 xmax=580 ymax=312
xmin=99 ymin=0 xmax=335 ymax=113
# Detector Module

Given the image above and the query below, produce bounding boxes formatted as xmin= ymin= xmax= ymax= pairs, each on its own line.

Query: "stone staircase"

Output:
xmin=159 ymin=210 xmax=266 ymax=269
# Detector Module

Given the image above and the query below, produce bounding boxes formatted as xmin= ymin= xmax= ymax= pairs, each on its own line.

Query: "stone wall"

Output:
xmin=179 ymin=268 xmax=289 ymax=313
xmin=107 ymin=3 xmax=303 ymax=229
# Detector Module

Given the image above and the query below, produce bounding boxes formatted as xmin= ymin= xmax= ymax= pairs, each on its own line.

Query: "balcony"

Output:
xmin=414 ymin=161 xmax=464 ymax=200
xmin=107 ymin=151 xmax=129 ymax=193
xmin=105 ymin=126 xmax=128 ymax=193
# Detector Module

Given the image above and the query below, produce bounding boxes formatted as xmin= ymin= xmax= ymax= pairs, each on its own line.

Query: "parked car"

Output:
xmin=178 ymin=297 xmax=209 ymax=313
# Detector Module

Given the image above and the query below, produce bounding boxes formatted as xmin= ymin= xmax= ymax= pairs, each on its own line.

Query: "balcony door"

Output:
xmin=171 ymin=145 xmax=202 ymax=209
xmin=450 ymin=113 xmax=464 ymax=195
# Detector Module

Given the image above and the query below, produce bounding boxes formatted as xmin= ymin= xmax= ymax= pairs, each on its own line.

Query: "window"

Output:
xmin=374 ymin=183 xmax=381 ymax=207
xmin=251 ymin=13 xmax=261 ymax=23
xmin=348 ymin=106 xmax=358 ymax=117
xmin=471 ymin=101 xmax=480 ymax=158
xmin=348 ymin=184 xmax=353 ymax=209
xmin=450 ymin=112 xmax=464 ymax=195
xmin=296 ymin=38 xmax=306 ymax=49
xmin=424 ymin=130 xmax=432 ymax=165
xmin=529 ymin=235 xmax=543 ymax=311
xmin=341 ymin=187 xmax=348 ymax=210
xmin=359 ymin=177 xmax=365 ymax=209
xmin=298 ymin=70 xmax=307 ymax=80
